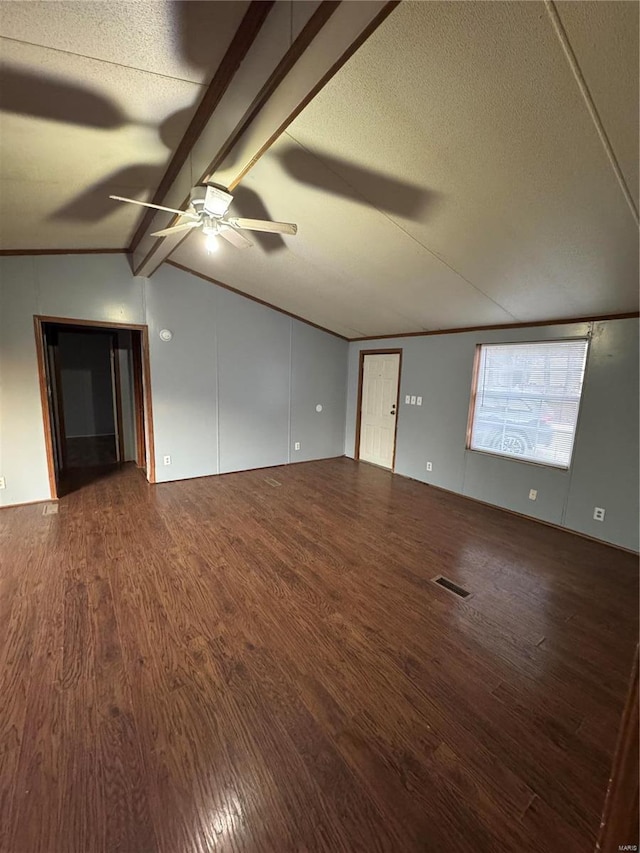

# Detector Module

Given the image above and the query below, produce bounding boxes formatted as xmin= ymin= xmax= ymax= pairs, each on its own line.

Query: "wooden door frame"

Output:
xmin=33 ymin=315 xmax=156 ymax=498
xmin=354 ymin=348 xmax=403 ymax=471
xmin=130 ymin=330 xmax=147 ymax=473
xmin=109 ymin=332 xmax=126 ymax=464
xmin=45 ymin=328 xmax=68 ymax=473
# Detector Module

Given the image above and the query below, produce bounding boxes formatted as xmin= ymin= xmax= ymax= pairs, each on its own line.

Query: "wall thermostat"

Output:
xmin=159 ymin=329 xmax=173 ymax=342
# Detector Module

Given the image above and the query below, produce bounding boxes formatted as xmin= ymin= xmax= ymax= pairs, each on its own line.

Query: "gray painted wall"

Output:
xmin=346 ymin=318 xmax=639 ymax=551
xmin=146 ymin=265 xmax=348 ymax=481
xmin=216 ymin=287 xmax=291 ymax=474
xmin=58 ymin=332 xmax=115 ymax=437
xmin=291 ymin=320 xmax=348 ymax=464
xmin=2 ymin=252 xmax=634 ymax=553
xmin=145 ymin=267 xmax=219 ymax=482
xmin=0 ymin=255 xmax=347 ymax=505
xmin=0 ymin=257 xmax=51 ymax=506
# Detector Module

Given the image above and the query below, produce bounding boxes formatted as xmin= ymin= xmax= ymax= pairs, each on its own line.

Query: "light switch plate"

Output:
xmin=529 ymin=489 xmax=537 ymax=501
xmin=410 ymin=395 xmax=416 ymax=405
xmin=405 ymin=395 xmax=411 ymax=404
xmin=416 ymin=396 xmax=422 ymax=406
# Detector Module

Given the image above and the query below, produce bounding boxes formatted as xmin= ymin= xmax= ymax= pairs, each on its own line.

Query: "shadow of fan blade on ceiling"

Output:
xmin=158 ymin=107 xmax=196 ymax=150
xmin=231 ymin=185 xmax=287 ymax=253
xmin=49 ymin=165 xmax=165 ymax=222
xmin=278 ymin=146 xmax=437 ymax=220
xmin=176 ymin=1 xmax=255 ymax=81
xmin=0 ymin=66 xmax=127 ymax=129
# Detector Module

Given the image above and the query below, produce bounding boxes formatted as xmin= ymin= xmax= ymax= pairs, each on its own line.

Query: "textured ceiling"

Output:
xmin=173 ymin=132 xmax=516 ymax=340
xmin=0 ymin=1 xmax=249 ymax=248
xmin=555 ymin=0 xmax=638 ymax=209
xmin=0 ymin=1 xmax=638 ymax=336
xmin=174 ymin=0 xmax=639 ymax=337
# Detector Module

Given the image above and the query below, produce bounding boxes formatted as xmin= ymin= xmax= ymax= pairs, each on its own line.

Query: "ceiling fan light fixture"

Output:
xmin=205 ymin=231 xmax=219 ymax=253
xmin=204 ymin=184 xmax=233 ymax=217
xmin=190 ymin=184 xmax=233 ymax=218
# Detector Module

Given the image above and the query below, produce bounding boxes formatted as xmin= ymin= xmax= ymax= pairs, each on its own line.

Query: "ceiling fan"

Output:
xmin=109 ymin=183 xmax=297 ymax=251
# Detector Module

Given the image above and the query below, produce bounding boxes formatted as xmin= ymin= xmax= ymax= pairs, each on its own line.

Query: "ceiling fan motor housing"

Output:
xmin=189 ymin=184 xmax=233 ymax=218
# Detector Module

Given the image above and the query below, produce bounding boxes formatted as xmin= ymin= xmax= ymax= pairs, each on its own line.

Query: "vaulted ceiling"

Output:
xmin=1 ymin=1 xmax=638 ymax=338
xmin=0 ymin=1 xmax=251 ymax=247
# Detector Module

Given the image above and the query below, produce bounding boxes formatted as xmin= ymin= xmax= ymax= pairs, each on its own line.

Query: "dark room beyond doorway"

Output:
xmin=35 ymin=319 xmax=150 ymax=497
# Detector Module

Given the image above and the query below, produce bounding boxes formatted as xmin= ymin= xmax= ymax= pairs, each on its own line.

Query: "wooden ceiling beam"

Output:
xmin=131 ymin=1 xmax=398 ymax=279
xmin=127 ymin=1 xmax=274 ymax=258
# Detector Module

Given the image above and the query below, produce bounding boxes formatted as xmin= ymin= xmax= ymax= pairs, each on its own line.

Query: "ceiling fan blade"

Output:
xmin=109 ymin=195 xmax=196 ymax=219
xmin=227 ymin=217 xmax=297 ymax=236
xmin=218 ymin=225 xmax=252 ymax=249
xmin=151 ymin=221 xmax=200 ymax=238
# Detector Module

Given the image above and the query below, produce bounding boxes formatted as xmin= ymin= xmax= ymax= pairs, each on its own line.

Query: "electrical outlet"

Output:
xmin=416 ymin=396 xmax=422 ymax=406
xmin=294 ymin=442 xmax=301 ymax=451
xmin=0 ymin=476 xmax=5 ymax=489
xmin=529 ymin=489 xmax=537 ymax=501
xmin=163 ymin=455 xmax=171 ymax=466
xmin=593 ymin=507 xmax=605 ymax=522
xmin=426 ymin=461 xmax=433 ymax=472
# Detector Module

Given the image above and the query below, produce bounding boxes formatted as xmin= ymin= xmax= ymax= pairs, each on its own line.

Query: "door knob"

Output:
xmin=390 ymin=408 xmax=396 ymax=415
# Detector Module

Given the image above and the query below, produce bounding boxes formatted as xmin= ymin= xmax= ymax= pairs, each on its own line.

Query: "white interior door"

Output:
xmin=359 ymin=352 xmax=400 ymax=469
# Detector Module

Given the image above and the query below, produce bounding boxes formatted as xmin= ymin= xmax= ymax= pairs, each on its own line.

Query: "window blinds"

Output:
xmin=469 ymin=339 xmax=589 ymax=468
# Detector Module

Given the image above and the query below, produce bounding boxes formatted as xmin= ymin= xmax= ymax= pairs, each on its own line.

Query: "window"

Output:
xmin=468 ymin=339 xmax=589 ymax=468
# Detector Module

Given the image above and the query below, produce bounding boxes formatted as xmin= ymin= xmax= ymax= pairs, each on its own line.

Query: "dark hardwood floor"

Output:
xmin=0 ymin=459 xmax=637 ymax=853
xmin=65 ymin=435 xmax=118 ymax=468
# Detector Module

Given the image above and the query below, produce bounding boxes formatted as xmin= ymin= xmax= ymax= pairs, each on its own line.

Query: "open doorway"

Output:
xmin=34 ymin=316 xmax=155 ymax=498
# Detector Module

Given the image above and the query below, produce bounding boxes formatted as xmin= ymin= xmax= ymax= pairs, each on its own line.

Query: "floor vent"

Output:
xmin=432 ymin=575 xmax=471 ymax=599
xmin=42 ymin=503 xmax=59 ymax=516
xmin=264 ymin=477 xmax=281 ymax=487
